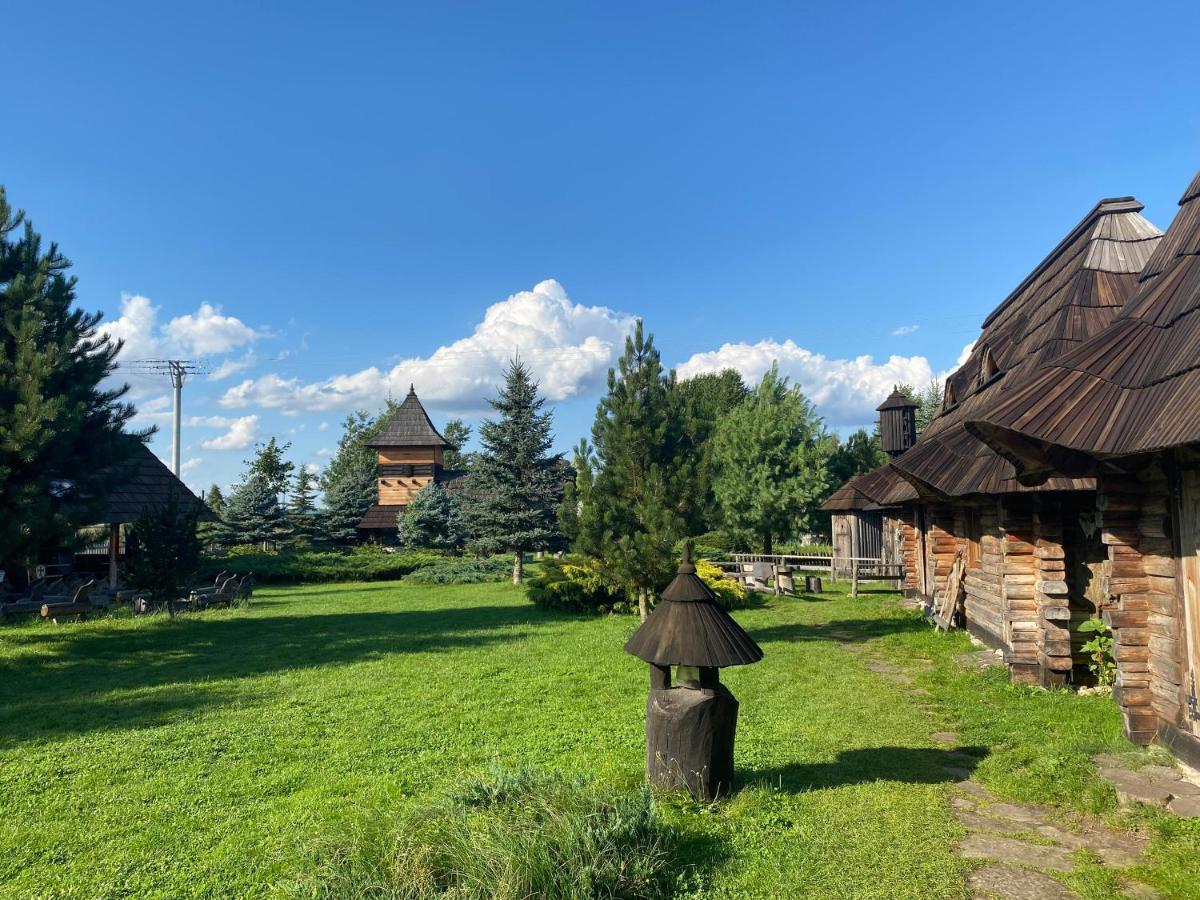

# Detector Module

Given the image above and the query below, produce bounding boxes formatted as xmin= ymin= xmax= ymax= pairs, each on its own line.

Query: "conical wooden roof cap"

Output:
xmin=623 ymin=547 xmax=764 ymax=668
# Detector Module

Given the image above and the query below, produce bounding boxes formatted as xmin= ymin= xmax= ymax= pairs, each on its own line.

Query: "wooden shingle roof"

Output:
xmin=365 ymin=387 xmax=451 ymax=448
xmin=95 ymin=440 xmax=210 ymax=524
xmin=969 ymin=168 xmax=1200 ymax=476
xmin=891 ymin=197 xmax=1162 ymax=497
xmin=821 ymin=465 xmax=917 ymax=511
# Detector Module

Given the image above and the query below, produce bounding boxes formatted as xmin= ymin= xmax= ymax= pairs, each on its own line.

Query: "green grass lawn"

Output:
xmin=1 ymin=580 xmax=1197 ymax=898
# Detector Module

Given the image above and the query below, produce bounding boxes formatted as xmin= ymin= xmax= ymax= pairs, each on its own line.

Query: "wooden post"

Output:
xmin=850 ymin=514 xmax=860 ymax=597
xmin=108 ymin=522 xmax=120 ymax=589
xmin=772 ymin=564 xmax=781 ymax=596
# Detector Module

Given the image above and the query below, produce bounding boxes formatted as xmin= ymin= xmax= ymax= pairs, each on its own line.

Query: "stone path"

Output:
xmin=1094 ymin=753 xmax=1200 ymax=817
xmin=851 ymin=643 xmax=1169 ymax=899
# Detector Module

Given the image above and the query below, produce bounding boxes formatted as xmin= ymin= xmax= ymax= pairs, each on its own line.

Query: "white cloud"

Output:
xmin=891 ymin=324 xmax=919 ymax=336
xmin=219 ymin=279 xmax=637 ymax=415
xmin=100 ymin=294 xmax=266 ymax=394
xmin=200 ymin=415 xmax=259 ymax=450
xmin=316 ymin=447 xmax=332 ymax=457
xmin=318 ymin=421 xmax=330 ymax=431
xmin=163 ymin=303 xmax=266 ymax=355
xmin=303 ymin=462 xmax=322 ymax=475
xmin=208 ymin=351 xmax=258 ymax=381
xmin=676 ymin=339 xmax=936 ymax=429
xmin=180 ymin=457 xmax=203 ymax=475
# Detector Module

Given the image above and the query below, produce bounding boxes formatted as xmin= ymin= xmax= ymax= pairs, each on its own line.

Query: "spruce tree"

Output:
xmin=0 ymin=186 xmax=141 ymax=571
xmin=396 ymin=482 xmax=467 ymax=551
xmin=224 ymin=473 xmax=285 ymax=550
xmin=711 ymin=364 xmax=832 ymax=553
xmin=466 ymin=359 xmax=563 ymax=583
xmin=582 ymin=322 xmax=688 ymax=619
xmin=124 ymin=493 xmax=200 ymax=618
xmin=287 ymin=466 xmax=318 ymax=547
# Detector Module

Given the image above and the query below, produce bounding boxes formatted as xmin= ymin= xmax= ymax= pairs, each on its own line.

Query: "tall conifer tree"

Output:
xmin=466 ymin=359 xmax=562 ymax=583
xmin=0 ymin=186 xmax=141 ymax=571
xmin=582 ymin=322 xmax=688 ymax=619
xmin=287 ymin=466 xmax=319 ymax=546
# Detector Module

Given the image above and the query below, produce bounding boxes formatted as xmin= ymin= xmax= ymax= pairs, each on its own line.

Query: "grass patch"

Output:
xmin=0 ymin=580 xmax=1196 ymax=897
xmin=308 ymin=767 xmax=686 ymax=899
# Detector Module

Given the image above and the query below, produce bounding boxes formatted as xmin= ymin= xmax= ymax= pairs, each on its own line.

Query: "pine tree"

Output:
xmin=442 ymin=419 xmax=473 ymax=471
xmin=557 ymin=438 xmax=593 ymax=549
xmin=582 ymin=322 xmax=688 ymax=618
xmin=827 ymin=428 xmax=886 ymax=488
xmin=711 ymin=364 xmax=831 ymax=553
xmin=396 ymin=482 xmax=467 ymax=551
xmin=0 ymin=186 xmax=141 ymax=571
xmin=224 ymin=473 xmax=285 ymax=549
xmin=465 ymin=359 xmax=563 ymax=583
xmin=317 ymin=402 xmax=397 ymax=547
xmin=287 ymin=466 xmax=319 ymax=547
xmin=124 ymin=492 xmax=200 ymax=617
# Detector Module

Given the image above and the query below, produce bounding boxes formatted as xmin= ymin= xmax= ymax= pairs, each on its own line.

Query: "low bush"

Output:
xmin=310 ymin=768 xmax=683 ymax=900
xmin=198 ymin=549 xmax=444 ymax=584
xmin=403 ymin=557 xmax=512 ymax=584
xmin=525 ymin=554 xmax=629 ymax=613
xmin=527 ymin=554 xmax=749 ymax=613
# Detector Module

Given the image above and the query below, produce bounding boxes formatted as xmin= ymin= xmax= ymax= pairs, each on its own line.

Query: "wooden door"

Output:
xmin=1177 ymin=468 xmax=1200 ymax=737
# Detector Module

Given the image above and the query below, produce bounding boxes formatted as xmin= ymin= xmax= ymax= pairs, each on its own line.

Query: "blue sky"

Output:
xmin=5 ymin=1 xmax=1199 ymax=494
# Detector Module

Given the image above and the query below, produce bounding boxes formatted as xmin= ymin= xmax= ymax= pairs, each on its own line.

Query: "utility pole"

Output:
xmin=125 ymin=360 xmax=209 ymax=476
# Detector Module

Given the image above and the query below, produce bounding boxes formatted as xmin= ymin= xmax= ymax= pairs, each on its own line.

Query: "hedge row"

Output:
xmin=198 ymin=549 xmax=445 ymax=584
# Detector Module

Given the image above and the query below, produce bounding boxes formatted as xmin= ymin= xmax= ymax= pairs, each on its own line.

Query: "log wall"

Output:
xmin=377 ymin=475 xmax=434 ymax=504
xmin=925 ymin=503 xmax=963 ymax=606
xmin=898 ymin=507 xmax=922 ymax=595
xmin=1102 ymin=465 xmax=1178 ymax=745
xmin=963 ymin=500 xmax=1006 ymax=652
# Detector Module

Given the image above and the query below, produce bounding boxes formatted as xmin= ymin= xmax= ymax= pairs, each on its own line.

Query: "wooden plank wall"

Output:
xmin=1000 ymin=497 xmax=1040 ymax=682
xmin=925 ymin=504 xmax=963 ymax=610
xmin=1102 ymin=466 xmax=1176 ymax=744
xmin=1034 ymin=497 xmax=1072 ymax=686
xmin=378 ymin=475 xmax=433 ymax=504
xmin=963 ymin=501 xmax=1006 ymax=651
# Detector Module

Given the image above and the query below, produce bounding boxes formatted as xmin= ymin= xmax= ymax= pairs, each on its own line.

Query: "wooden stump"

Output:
xmin=805 ymin=575 xmax=823 ymax=593
xmin=645 ymin=685 xmax=739 ymax=801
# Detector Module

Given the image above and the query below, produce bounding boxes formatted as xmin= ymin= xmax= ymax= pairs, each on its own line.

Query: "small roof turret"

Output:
xmin=876 ymin=388 xmax=918 ymax=412
xmin=624 ymin=547 xmax=764 ymax=668
xmin=366 ymin=386 xmax=452 ymax=448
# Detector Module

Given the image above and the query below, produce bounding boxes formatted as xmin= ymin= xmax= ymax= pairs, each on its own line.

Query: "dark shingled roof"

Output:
xmin=820 ymin=465 xmax=917 ymax=511
xmin=366 ymin=387 xmax=451 ymax=448
xmin=357 ymin=504 xmax=405 ymax=530
xmin=94 ymin=440 xmax=211 ymax=524
xmin=876 ymin=388 xmax=918 ymax=412
xmin=969 ymin=166 xmax=1200 ymax=478
xmin=891 ymin=197 xmax=1162 ymax=497
xmin=624 ymin=551 xmax=763 ymax=668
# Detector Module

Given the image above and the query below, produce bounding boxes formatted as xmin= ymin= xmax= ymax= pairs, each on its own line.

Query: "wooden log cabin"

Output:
xmin=886 ymin=197 xmax=1164 ymax=689
xmin=356 ymin=386 xmax=468 ymax=541
xmin=967 ymin=165 xmax=1200 ymax=765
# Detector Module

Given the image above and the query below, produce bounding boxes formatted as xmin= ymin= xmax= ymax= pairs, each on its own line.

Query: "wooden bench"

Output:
xmin=40 ymin=580 xmax=98 ymax=620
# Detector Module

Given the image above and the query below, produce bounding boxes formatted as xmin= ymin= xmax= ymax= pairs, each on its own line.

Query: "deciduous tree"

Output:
xmin=712 ymin=364 xmax=831 ymax=553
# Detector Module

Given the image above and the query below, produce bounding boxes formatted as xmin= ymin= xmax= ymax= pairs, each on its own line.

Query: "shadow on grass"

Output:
xmin=748 ymin=614 xmax=928 ymax=645
xmin=0 ymin=603 xmax=571 ymax=748
xmin=740 ymin=745 xmax=989 ymax=794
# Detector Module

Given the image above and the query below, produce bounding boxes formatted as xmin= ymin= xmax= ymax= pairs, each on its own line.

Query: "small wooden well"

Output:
xmin=624 ymin=547 xmax=764 ymax=801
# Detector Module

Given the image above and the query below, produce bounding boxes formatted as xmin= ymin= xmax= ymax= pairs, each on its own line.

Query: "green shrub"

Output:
xmin=695 ymin=558 xmax=750 ymax=610
xmin=310 ymin=768 xmax=683 ymax=900
xmin=403 ymin=557 xmax=512 ymax=584
xmin=199 ymin=549 xmax=444 ymax=584
xmin=525 ymin=554 xmax=629 ymax=613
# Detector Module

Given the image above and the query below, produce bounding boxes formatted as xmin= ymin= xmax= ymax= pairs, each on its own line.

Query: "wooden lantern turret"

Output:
xmin=876 ymin=387 xmax=919 ymax=457
xmin=624 ymin=546 xmax=763 ymax=800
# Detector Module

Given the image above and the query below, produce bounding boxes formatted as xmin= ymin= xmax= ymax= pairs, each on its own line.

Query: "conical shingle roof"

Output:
xmin=624 ymin=549 xmax=763 ymax=668
xmin=969 ymin=166 xmax=1200 ymax=474
xmin=891 ymin=197 xmax=1162 ymax=497
xmin=365 ymin=386 xmax=451 ymax=448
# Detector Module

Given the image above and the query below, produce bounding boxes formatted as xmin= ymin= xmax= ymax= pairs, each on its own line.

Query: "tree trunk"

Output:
xmin=763 ymin=532 xmax=773 ymax=555
xmin=512 ymin=552 xmax=524 ymax=584
xmin=638 ymin=588 xmax=649 ymax=622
